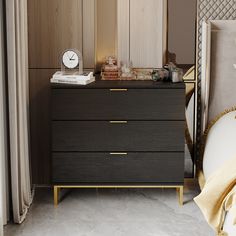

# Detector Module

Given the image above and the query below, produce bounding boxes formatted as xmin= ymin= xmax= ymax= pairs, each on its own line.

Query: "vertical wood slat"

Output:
xmin=28 ymin=0 xmax=83 ymax=69
xmin=83 ymin=0 xmax=95 ymax=69
xmin=96 ymin=0 xmax=117 ymax=68
xmin=29 ymin=69 xmax=56 ymax=184
xmin=130 ymin=0 xmax=166 ymax=68
xmin=117 ymin=0 xmax=130 ymax=67
xmin=117 ymin=0 xmax=167 ymax=68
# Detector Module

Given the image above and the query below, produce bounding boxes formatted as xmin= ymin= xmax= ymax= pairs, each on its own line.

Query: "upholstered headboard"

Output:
xmin=201 ymin=20 xmax=236 ymax=134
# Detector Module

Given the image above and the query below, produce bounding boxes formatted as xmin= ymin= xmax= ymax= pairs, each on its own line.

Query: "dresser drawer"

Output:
xmin=52 ymin=89 xmax=185 ymax=120
xmin=52 ymin=152 xmax=184 ymax=183
xmin=52 ymin=121 xmax=184 ymax=152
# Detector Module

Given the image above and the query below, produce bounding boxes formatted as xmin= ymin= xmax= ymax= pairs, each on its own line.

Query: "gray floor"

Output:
xmin=4 ymin=183 xmax=214 ymax=236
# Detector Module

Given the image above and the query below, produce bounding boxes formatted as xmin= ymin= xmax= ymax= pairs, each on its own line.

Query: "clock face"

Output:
xmin=62 ymin=50 xmax=80 ymax=69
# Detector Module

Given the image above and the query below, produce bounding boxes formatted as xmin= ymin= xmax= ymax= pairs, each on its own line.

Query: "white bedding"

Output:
xmin=201 ymin=19 xmax=236 ymax=235
xmin=224 ymin=205 xmax=236 ymax=235
xmin=202 ymin=111 xmax=236 ymax=235
xmin=203 ymin=111 xmax=236 ymax=180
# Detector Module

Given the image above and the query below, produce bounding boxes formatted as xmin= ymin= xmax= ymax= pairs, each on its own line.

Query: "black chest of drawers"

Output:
xmin=51 ymin=79 xmax=185 ymax=205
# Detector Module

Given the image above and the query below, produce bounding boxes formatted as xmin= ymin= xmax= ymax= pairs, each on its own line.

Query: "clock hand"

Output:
xmin=70 ymin=53 xmax=75 ymax=60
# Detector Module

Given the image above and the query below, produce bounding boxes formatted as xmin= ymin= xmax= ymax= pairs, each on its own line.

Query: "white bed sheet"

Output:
xmin=224 ymin=205 xmax=236 ymax=235
xmin=203 ymin=111 xmax=236 ymax=181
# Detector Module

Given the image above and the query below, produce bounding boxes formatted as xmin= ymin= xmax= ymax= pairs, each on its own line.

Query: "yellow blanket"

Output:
xmin=194 ymin=157 xmax=236 ymax=235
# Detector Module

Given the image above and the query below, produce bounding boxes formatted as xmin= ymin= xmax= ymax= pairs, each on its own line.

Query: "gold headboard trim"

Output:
xmin=204 ymin=106 xmax=236 ymax=138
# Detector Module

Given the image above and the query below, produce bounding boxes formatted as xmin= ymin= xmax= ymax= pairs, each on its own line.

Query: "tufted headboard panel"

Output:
xmin=201 ymin=20 xmax=236 ymax=133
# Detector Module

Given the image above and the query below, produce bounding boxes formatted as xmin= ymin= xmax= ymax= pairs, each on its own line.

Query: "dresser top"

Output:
xmin=51 ymin=76 xmax=186 ymax=89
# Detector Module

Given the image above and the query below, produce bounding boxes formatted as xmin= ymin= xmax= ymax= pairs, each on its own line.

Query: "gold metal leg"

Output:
xmin=177 ymin=186 xmax=184 ymax=206
xmin=52 ymin=185 xmax=184 ymax=206
xmin=54 ymin=186 xmax=59 ymax=207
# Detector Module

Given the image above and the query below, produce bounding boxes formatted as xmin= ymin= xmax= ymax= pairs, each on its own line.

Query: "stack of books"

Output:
xmin=101 ymin=57 xmax=120 ymax=80
xmin=101 ymin=64 xmax=119 ymax=80
xmin=51 ymin=71 xmax=95 ymax=85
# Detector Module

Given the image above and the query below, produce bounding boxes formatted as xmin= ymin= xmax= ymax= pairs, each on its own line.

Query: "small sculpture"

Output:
xmin=120 ymin=61 xmax=133 ymax=78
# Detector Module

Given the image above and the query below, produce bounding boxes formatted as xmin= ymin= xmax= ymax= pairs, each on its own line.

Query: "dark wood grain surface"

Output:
xmin=51 ymin=78 xmax=186 ymax=89
xmin=52 ymin=152 xmax=184 ymax=184
xmin=52 ymin=121 xmax=185 ymax=152
xmin=29 ymin=69 xmax=56 ymax=184
xmin=28 ymin=0 xmax=83 ymax=69
xmin=52 ymin=88 xmax=185 ymax=120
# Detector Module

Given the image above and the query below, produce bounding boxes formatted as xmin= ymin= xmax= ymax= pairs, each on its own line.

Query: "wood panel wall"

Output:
xmin=130 ymin=0 xmax=167 ymax=68
xmin=96 ymin=0 xmax=117 ymax=67
xmin=96 ymin=0 xmax=167 ymax=68
xmin=117 ymin=0 xmax=167 ymax=68
xmin=28 ymin=0 xmax=95 ymax=184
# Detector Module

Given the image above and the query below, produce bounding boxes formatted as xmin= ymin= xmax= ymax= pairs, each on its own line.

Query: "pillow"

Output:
xmin=203 ymin=110 xmax=236 ymax=181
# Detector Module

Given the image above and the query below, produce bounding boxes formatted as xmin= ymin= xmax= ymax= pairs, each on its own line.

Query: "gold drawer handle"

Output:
xmin=110 ymin=89 xmax=128 ymax=92
xmin=110 ymin=153 xmax=128 ymax=156
xmin=109 ymin=121 xmax=128 ymax=124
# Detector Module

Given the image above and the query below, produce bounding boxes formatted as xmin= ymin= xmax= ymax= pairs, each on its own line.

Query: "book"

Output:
xmin=51 ymin=76 xmax=95 ymax=85
xmin=51 ymin=71 xmax=95 ymax=85
xmin=52 ymin=71 xmax=94 ymax=80
xmin=51 ymin=77 xmax=95 ymax=85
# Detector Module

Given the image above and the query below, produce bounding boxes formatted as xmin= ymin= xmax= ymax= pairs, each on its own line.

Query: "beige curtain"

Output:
xmin=0 ymin=0 xmax=9 ymax=232
xmin=6 ymin=0 xmax=32 ymax=223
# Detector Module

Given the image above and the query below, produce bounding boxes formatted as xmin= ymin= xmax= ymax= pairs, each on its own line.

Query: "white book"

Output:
xmin=51 ymin=76 xmax=95 ymax=85
xmin=52 ymin=71 xmax=94 ymax=81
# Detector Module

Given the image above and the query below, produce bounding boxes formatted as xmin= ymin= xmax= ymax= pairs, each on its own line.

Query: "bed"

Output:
xmin=195 ymin=20 xmax=236 ymax=236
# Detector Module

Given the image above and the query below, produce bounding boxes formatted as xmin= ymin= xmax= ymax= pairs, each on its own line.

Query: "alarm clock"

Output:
xmin=61 ymin=49 xmax=83 ymax=75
